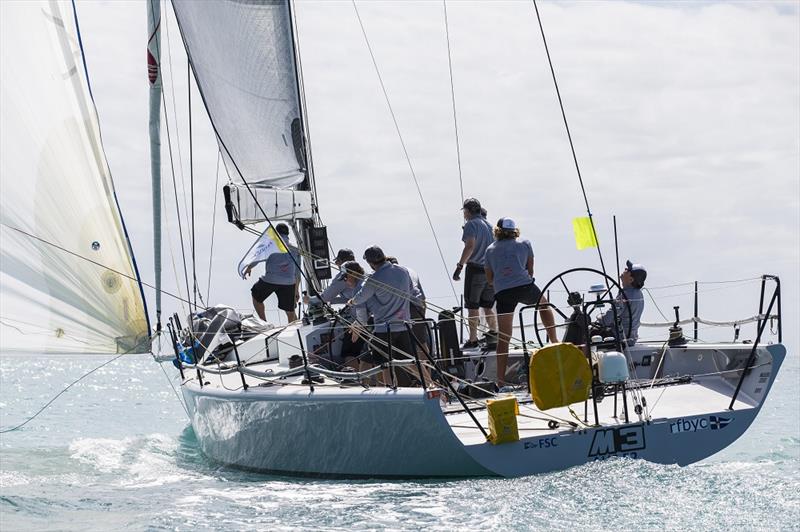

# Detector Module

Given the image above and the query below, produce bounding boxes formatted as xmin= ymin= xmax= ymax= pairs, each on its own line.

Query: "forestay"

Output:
xmin=172 ymin=0 xmax=306 ymax=189
xmin=0 ymin=1 xmax=149 ymax=353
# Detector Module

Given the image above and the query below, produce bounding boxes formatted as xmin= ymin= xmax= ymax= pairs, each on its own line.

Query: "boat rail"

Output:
xmin=517 ymin=273 xmax=782 ymax=346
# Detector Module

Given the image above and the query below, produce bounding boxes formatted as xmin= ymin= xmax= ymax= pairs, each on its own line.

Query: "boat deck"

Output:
xmin=444 ymin=380 xmax=751 ymax=446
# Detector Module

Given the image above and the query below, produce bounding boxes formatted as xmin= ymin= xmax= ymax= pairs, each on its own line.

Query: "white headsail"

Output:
xmin=172 ymin=0 xmax=306 ymax=190
xmin=0 ymin=1 xmax=150 ymax=353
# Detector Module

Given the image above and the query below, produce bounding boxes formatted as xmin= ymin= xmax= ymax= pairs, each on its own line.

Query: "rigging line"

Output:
xmin=160 ymin=173 xmax=188 ymax=313
xmin=287 ymin=1 xmax=322 ymax=227
xmin=352 ymin=0 xmax=459 ymax=304
xmin=530 ymin=0 xmax=607 ymax=277
xmin=442 ymin=0 xmax=464 ymax=204
xmin=188 ymin=62 xmax=198 ymax=311
xmin=154 ymin=356 xmax=191 ymax=419
xmin=162 ymin=2 xmax=192 ymax=238
xmin=0 ymin=350 xmax=136 ymax=434
xmin=644 ymin=287 xmax=674 ymax=322
xmin=206 ymin=151 xmax=222 ymax=301
xmin=160 ymin=79 xmax=192 ymax=309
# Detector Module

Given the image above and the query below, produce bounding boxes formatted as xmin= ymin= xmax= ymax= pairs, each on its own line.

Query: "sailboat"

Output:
xmin=0 ymin=0 xmax=786 ymax=478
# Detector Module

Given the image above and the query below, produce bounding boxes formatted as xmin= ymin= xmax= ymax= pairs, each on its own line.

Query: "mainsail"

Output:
xmin=172 ymin=0 xmax=306 ymax=189
xmin=0 ymin=0 xmax=150 ymax=353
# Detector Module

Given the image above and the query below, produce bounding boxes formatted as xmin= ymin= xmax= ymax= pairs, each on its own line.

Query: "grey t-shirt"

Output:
xmin=461 ymin=215 xmax=494 ymax=266
xmin=352 ymin=262 xmax=413 ymax=333
xmin=402 ymin=265 xmax=425 ymax=310
xmin=598 ymin=286 xmax=644 ymax=346
xmin=260 ymin=246 xmax=301 ymax=286
xmin=484 ymin=239 xmax=534 ymax=293
xmin=320 ymin=271 xmax=359 ymax=304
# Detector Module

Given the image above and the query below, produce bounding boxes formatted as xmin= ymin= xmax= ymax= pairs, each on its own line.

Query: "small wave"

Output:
xmin=0 ymin=470 xmax=30 ymax=488
xmin=68 ymin=433 xmax=203 ymax=488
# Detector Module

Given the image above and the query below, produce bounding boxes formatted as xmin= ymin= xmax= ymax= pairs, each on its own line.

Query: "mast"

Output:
xmin=286 ymin=0 xmax=327 ymax=293
xmin=147 ymin=0 xmax=162 ymax=332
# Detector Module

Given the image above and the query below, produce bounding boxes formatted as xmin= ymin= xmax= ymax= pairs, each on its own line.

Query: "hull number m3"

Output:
xmin=588 ymin=424 xmax=646 ymax=459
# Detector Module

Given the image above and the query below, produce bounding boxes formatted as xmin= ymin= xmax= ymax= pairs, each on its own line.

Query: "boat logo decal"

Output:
xmin=587 ymin=424 xmax=646 ymax=459
xmin=523 ymin=437 xmax=558 ymax=450
xmin=669 ymin=415 xmax=732 ymax=434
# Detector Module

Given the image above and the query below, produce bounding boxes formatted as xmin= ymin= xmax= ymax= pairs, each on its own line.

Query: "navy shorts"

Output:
xmin=364 ymin=330 xmax=413 ymax=365
xmin=409 ymin=303 xmax=430 ymax=346
xmin=251 ymin=279 xmax=296 ymax=312
xmin=494 ymin=281 xmax=542 ymax=316
xmin=464 ymin=264 xmax=494 ymax=310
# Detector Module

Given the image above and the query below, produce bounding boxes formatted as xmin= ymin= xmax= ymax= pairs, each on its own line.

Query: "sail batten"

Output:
xmin=0 ymin=0 xmax=149 ymax=354
xmin=172 ymin=0 xmax=305 ymax=189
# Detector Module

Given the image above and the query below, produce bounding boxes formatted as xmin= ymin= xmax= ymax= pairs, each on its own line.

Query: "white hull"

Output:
xmin=180 ymin=336 xmax=786 ymax=478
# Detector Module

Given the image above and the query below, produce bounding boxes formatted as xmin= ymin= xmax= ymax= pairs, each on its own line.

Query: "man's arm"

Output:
xmin=453 ymin=237 xmax=475 ymax=280
xmin=485 ymin=264 xmax=494 ymax=287
xmin=459 ymin=237 xmax=476 ymax=266
xmin=527 ymin=256 xmax=534 ymax=278
xmin=349 ymin=278 xmax=375 ymax=307
xmin=320 ymin=275 xmax=348 ymax=304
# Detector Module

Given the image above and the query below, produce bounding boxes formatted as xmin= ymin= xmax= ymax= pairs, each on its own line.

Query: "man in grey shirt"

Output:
xmin=386 ymin=256 xmax=429 ymax=358
xmin=244 ymin=223 xmax=302 ymax=323
xmin=349 ymin=246 xmax=419 ymax=385
xmin=595 ymin=260 xmax=647 ymax=346
xmin=453 ymin=198 xmax=497 ymax=348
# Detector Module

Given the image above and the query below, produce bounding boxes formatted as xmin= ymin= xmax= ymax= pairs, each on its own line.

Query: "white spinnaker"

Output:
xmin=0 ymin=1 xmax=149 ymax=353
xmin=172 ymin=0 xmax=305 ymax=188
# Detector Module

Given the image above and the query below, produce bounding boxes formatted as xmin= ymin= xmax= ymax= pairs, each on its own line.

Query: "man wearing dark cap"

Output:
xmin=349 ymin=245 xmax=417 ymax=384
xmin=453 ymin=197 xmax=497 ymax=348
xmin=595 ymin=260 xmax=647 ymax=346
xmin=244 ymin=223 xmax=302 ymax=323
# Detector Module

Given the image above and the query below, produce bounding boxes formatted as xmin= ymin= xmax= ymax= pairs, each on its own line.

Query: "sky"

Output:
xmin=74 ymin=0 xmax=798 ymax=352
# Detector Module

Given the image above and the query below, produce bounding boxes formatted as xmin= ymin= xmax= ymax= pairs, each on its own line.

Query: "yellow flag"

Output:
xmin=572 ymin=217 xmax=598 ymax=250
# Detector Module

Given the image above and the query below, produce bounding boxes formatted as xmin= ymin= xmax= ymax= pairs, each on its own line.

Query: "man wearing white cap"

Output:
xmin=595 ymin=260 xmax=647 ymax=346
xmin=484 ymin=217 xmax=558 ymax=387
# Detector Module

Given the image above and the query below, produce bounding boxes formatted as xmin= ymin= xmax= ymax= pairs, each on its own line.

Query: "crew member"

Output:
xmin=338 ymin=261 xmax=367 ymax=369
xmin=485 ymin=218 xmax=558 ymax=387
xmin=348 ymin=246 xmax=417 ymax=386
xmin=244 ymin=223 xmax=301 ymax=323
xmin=594 ymin=260 xmax=647 ymax=346
xmin=386 ymin=257 xmax=432 ymax=383
xmin=453 ymin=198 xmax=497 ymax=349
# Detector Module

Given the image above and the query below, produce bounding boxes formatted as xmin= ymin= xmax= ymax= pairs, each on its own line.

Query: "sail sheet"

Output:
xmin=172 ymin=0 xmax=306 ymax=188
xmin=0 ymin=0 xmax=150 ymax=353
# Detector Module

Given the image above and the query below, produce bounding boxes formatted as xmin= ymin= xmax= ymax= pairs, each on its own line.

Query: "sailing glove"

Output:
xmin=452 ymin=263 xmax=463 ymax=281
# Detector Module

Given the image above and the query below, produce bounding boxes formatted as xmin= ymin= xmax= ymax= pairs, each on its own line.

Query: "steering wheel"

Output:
xmin=530 ymin=267 xmax=632 ymax=348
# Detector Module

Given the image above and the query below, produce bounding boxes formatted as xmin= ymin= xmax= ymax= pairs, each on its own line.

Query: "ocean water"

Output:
xmin=1 ymin=353 xmax=798 ymax=531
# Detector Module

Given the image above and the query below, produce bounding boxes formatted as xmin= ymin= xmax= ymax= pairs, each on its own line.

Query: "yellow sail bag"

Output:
xmin=487 ymin=395 xmax=520 ymax=445
xmin=529 ymin=343 xmax=592 ymax=410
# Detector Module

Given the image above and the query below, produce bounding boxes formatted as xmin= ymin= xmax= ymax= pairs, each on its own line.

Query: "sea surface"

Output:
xmin=1 ymin=353 xmax=798 ymax=531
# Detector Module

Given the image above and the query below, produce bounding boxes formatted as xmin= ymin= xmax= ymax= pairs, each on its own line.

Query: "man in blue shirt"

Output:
xmin=595 ymin=260 xmax=647 ymax=346
xmin=453 ymin=198 xmax=497 ymax=348
xmin=244 ymin=223 xmax=301 ymax=323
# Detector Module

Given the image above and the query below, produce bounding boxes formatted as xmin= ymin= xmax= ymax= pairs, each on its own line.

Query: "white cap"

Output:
xmin=499 ymin=217 xmax=516 ymax=230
